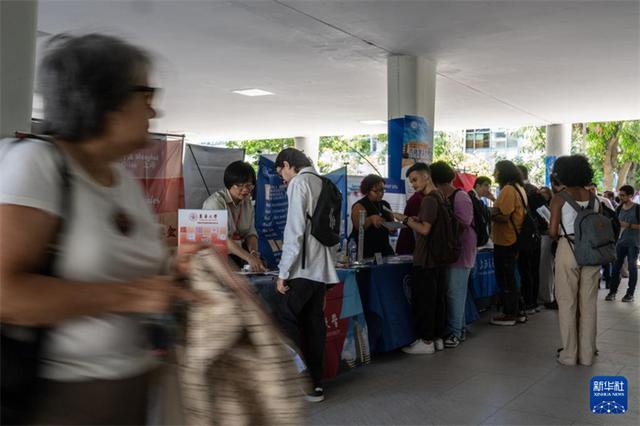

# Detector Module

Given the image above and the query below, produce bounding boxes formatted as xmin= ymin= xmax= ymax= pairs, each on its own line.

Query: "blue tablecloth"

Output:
xmin=246 ymin=272 xmax=370 ymax=379
xmin=470 ymin=250 xmax=498 ymax=299
xmin=350 ymin=263 xmax=416 ymax=353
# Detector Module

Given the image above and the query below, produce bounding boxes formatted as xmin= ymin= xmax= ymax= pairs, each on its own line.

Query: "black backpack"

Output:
xmin=509 ymin=184 xmax=541 ymax=250
xmin=468 ymin=191 xmax=491 ymax=247
xmin=299 ymin=172 xmax=342 ymax=268
xmin=428 ymin=191 xmax=461 ymax=265
xmin=525 ymin=188 xmax=549 ymax=234
xmin=603 ymin=204 xmax=621 ymax=241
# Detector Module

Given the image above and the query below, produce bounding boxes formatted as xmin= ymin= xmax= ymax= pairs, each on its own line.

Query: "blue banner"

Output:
xmin=325 ymin=166 xmax=348 ymax=242
xmin=255 ymin=155 xmax=288 ymax=269
xmin=545 ymin=155 xmax=557 ymax=187
xmin=388 ymin=117 xmax=405 ymax=180
xmin=388 ymin=115 xmax=433 ymax=183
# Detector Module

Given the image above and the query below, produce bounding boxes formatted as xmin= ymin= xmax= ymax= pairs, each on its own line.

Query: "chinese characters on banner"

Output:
xmin=178 ymin=209 xmax=228 ymax=255
xmin=121 ymin=134 xmax=185 ymax=246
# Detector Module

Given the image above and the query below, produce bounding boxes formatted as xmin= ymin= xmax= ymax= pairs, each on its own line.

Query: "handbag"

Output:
xmin=177 ymin=249 xmax=306 ymax=425
xmin=0 ymin=135 xmax=72 ymax=425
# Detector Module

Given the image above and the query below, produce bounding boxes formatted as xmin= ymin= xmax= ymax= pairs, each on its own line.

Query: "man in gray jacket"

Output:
xmin=274 ymin=148 xmax=339 ymax=403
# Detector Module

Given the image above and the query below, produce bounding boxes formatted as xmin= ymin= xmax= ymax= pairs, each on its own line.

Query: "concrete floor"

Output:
xmin=308 ymin=282 xmax=640 ymax=425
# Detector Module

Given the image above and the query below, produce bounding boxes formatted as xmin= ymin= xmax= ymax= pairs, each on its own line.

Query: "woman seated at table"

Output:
xmin=350 ymin=174 xmax=395 ymax=258
xmin=203 ymin=161 xmax=266 ymax=272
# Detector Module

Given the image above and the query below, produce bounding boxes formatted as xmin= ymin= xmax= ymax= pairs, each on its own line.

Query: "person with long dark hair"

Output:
xmin=489 ymin=160 xmax=528 ymax=326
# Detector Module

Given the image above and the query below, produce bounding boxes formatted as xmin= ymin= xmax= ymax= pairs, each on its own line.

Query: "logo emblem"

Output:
xmin=590 ymin=376 xmax=628 ymax=414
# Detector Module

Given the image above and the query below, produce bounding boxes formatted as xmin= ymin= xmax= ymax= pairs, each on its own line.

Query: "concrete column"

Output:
xmin=0 ymin=0 xmax=38 ymax=138
xmin=387 ymin=55 xmax=436 ymax=180
xmin=544 ymin=123 xmax=572 ymax=186
xmin=294 ymin=135 xmax=320 ymax=166
xmin=387 ymin=55 xmax=436 ymax=122
xmin=546 ymin=123 xmax=572 ymax=157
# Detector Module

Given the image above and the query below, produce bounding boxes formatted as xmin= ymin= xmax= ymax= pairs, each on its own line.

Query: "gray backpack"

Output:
xmin=558 ymin=191 xmax=616 ymax=266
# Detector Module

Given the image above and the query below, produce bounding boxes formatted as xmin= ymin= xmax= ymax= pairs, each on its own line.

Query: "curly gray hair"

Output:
xmin=38 ymin=33 xmax=151 ymax=142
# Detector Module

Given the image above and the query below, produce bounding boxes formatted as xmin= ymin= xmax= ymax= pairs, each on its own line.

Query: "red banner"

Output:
xmin=453 ymin=172 xmax=477 ymax=192
xmin=121 ymin=135 xmax=185 ymax=246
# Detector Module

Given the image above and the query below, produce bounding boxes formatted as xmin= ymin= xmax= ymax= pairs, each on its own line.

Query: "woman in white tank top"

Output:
xmin=548 ymin=155 xmax=601 ymax=366
xmin=559 ymin=199 xmax=598 ymax=236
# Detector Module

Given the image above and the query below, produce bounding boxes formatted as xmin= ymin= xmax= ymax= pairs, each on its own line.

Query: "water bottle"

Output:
xmin=348 ymin=239 xmax=358 ymax=265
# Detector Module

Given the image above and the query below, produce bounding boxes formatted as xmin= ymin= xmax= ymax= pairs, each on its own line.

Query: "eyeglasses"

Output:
xmin=371 ymin=186 xmax=385 ymax=194
xmin=131 ymin=85 xmax=158 ymax=106
xmin=234 ymin=183 xmax=255 ymax=191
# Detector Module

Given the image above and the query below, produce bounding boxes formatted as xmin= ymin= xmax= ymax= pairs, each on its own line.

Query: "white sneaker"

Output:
xmin=303 ymin=387 xmax=324 ymax=402
xmin=402 ymin=339 xmax=435 ymax=354
xmin=435 ymin=338 xmax=444 ymax=351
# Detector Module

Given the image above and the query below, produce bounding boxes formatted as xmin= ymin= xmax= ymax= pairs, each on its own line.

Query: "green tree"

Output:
xmin=434 ymin=131 xmax=494 ymax=177
xmin=318 ymin=134 xmax=387 ymax=175
xmin=618 ymin=121 xmax=640 ymax=186
xmin=226 ymin=138 xmax=294 ymax=164
xmin=433 ymin=131 xmax=464 ymax=167
xmin=514 ymin=126 xmax=546 ymax=186
xmin=583 ymin=121 xmax=640 ymax=190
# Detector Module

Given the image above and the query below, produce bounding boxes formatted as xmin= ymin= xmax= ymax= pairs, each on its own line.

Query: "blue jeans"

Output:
xmin=611 ymin=245 xmax=639 ymax=296
xmin=447 ymin=267 xmax=471 ymax=338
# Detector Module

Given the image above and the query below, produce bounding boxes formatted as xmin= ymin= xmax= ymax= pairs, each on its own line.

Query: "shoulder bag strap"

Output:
xmin=9 ymin=135 xmax=73 ymax=275
xmin=557 ymin=191 xmax=583 ymax=213
xmin=506 ymin=185 xmax=523 ymax=238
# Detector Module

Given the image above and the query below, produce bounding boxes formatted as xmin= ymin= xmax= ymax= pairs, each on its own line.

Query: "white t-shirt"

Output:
xmin=0 ymin=138 xmax=167 ymax=381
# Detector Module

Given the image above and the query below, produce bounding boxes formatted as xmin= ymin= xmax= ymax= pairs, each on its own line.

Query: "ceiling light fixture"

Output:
xmin=360 ymin=120 xmax=387 ymax=125
xmin=232 ymin=89 xmax=274 ymax=97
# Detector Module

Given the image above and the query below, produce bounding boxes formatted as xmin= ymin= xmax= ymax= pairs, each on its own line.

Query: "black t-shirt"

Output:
xmin=350 ymin=196 xmax=395 ymax=258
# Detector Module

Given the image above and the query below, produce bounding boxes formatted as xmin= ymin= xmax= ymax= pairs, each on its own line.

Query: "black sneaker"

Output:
xmin=490 ymin=315 xmax=516 ymax=326
xmin=304 ymin=387 xmax=324 ymax=402
xmin=516 ymin=313 xmax=528 ymax=323
xmin=444 ymin=335 xmax=460 ymax=348
xmin=605 ymin=292 xmax=616 ymax=301
xmin=622 ymin=294 xmax=634 ymax=302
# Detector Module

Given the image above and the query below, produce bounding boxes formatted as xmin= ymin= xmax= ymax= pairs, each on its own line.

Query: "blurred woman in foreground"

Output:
xmin=0 ymin=34 xmax=195 ymax=424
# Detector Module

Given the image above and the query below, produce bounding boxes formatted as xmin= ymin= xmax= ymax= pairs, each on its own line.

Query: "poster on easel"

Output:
xmin=178 ymin=209 xmax=228 ymax=255
xmin=121 ymin=133 xmax=185 ymax=246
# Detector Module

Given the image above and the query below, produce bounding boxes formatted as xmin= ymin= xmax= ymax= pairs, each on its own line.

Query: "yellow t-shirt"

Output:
xmin=492 ymin=184 xmax=528 ymax=247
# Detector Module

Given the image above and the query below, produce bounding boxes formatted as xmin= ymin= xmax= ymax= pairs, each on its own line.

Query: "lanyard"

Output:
xmin=230 ymin=201 xmax=243 ymax=239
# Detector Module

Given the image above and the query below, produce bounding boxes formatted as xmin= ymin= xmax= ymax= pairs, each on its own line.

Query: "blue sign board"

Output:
xmin=255 ymin=155 xmax=288 ymax=269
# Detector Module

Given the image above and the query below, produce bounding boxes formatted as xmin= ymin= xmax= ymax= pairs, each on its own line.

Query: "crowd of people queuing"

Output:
xmin=1 ymin=32 xmax=638 ymax=424
xmin=350 ymin=157 xmax=638 ymax=367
